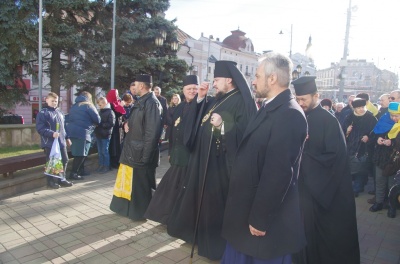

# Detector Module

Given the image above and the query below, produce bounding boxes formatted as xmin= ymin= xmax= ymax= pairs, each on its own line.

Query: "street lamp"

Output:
xmin=169 ymin=36 xmax=179 ymax=51
xmin=292 ymin=70 xmax=299 ymax=80
xmin=292 ymin=64 xmax=303 ymax=80
xmin=155 ymin=33 xmax=164 ymax=47
xmin=205 ymin=35 xmax=213 ymax=81
xmin=154 ymin=28 xmax=180 ymax=85
xmin=296 ymin=64 xmax=302 ymax=75
xmin=279 ymin=24 xmax=293 ymax=58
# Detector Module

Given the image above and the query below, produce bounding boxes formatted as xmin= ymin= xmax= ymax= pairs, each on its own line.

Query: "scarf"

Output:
xmin=373 ymin=112 xmax=395 ymax=135
xmin=387 ymin=102 xmax=400 ymax=139
xmin=106 ymin=89 xmax=126 ymax=115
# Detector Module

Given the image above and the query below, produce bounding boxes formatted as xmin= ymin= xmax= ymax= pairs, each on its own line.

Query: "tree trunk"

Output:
xmin=50 ymin=47 xmax=61 ymax=96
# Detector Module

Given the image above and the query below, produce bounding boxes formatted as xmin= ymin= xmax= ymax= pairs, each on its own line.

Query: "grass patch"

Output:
xmin=0 ymin=144 xmax=42 ymax=159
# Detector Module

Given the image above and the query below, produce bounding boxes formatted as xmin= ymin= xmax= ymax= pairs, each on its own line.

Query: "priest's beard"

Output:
xmin=215 ymin=90 xmax=225 ymax=100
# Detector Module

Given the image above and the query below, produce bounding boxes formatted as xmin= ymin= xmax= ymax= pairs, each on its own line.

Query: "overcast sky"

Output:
xmin=165 ymin=0 xmax=400 ymax=73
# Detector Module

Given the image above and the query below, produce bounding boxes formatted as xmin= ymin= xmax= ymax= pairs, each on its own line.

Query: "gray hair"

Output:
xmin=259 ymin=52 xmax=293 ymax=88
xmin=336 ymin=102 xmax=344 ymax=108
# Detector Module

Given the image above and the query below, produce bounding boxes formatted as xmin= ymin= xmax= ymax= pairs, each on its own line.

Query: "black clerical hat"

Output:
xmin=135 ymin=74 xmax=152 ymax=83
xmin=214 ymin=61 xmax=237 ymax=78
xmin=356 ymin=93 xmax=370 ymax=101
xmin=183 ymin=75 xmax=199 ymax=86
xmin=292 ymin=76 xmax=317 ymax=96
xmin=352 ymin=98 xmax=366 ymax=108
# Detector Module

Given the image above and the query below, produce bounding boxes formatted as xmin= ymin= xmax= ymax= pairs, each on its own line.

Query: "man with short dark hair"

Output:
xmin=221 ymin=52 xmax=307 ymax=264
xmin=340 ymin=95 xmax=356 ymax=128
xmin=153 ymin=86 xmax=168 ymax=127
xmin=129 ymin=82 xmax=138 ymax=101
xmin=292 ymin=76 xmax=360 ymax=264
xmin=110 ymin=74 xmax=162 ymax=221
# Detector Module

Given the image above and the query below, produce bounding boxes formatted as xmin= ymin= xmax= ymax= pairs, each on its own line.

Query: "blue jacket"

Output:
xmin=36 ymin=105 xmax=68 ymax=149
xmin=66 ymin=95 xmax=100 ymax=142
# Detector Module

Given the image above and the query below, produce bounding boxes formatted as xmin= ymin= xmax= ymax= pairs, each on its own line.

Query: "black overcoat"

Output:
xmin=167 ymin=89 xmax=254 ymax=260
xmin=222 ymin=89 xmax=308 ymax=260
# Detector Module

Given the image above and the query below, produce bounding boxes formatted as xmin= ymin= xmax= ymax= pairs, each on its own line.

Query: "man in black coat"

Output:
xmin=153 ymin=86 xmax=168 ymax=127
xmin=340 ymin=94 xmax=355 ymax=128
xmin=167 ymin=61 xmax=257 ymax=260
xmin=221 ymin=52 xmax=308 ymax=263
xmin=110 ymin=74 xmax=162 ymax=221
xmin=292 ymin=76 xmax=360 ymax=264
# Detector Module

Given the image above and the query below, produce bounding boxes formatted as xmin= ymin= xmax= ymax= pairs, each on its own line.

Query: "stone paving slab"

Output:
xmin=0 ymin=151 xmax=399 ymax=264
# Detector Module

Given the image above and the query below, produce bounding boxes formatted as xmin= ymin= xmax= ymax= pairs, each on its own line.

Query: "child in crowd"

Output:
xmin=122 ymin=93 xmax=134 ymax=122
xmin=94 ymin=97 xmax=115 ymax=174
xmin=36 ymin=92 xmax=73 ymax=189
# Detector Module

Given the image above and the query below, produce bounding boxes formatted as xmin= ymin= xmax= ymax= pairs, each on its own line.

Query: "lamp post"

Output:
xmin=292 ymin=64 xmax=303 ymax=80
xmin=154 ymin=29 xmax=179 ymax=85
xmin=279 ymin=24 xmax=293 ymax=58
xmin=338 ymin=0 xmax=354 ymax=101
xmin=205 ymin=35 xmax=213 ymax=81
xmin=38 ymin=0 xmax=43 ymax=110
xmin=110 ymin=0 xmax=116 ymax=90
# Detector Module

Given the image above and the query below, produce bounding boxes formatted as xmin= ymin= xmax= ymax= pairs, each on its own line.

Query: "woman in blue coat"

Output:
xmin=66 ymin=91 xmax=100 ymax=180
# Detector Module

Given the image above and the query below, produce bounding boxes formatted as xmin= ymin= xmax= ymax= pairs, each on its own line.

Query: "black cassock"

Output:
xmin=293 ymin=105 xmax=360 ymax=264
xmin=167 ymin=90 xmax=252 ymax=260
xmin=144 ymin=101 xmax=194 ymax=224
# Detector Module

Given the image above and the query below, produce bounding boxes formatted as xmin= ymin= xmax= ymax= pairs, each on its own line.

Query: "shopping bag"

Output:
xmin=349 ymin=153 xmax=369 ymax=175
xmin=44 ymin=139 xmax=65 ymax=180
xmin=113 ymin=164 xmax=133 ymax=201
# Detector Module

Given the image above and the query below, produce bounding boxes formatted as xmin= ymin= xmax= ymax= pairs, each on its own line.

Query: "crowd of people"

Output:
xmin=35 ymin=51 xmax=400 ymax=264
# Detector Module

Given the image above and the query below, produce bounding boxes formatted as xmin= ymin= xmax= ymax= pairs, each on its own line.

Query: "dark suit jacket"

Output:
xmin=222 ymin=89 xmax=308 ymax=260
xmin=157 ymin=95 xmax=168 ymax=126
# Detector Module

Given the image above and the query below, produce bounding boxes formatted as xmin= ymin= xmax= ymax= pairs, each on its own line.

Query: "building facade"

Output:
xmin=316 ymin=59 xmax=398 ymax=102
xmin=176 ymin=28 xmax=258 ymax=89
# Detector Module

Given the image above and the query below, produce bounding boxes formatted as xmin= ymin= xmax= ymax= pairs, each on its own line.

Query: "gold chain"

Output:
xmin=201 ymin=90 xmax=239 ymax=126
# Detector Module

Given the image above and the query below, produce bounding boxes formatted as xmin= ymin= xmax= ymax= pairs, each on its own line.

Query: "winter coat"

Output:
xmin=66 ymin=95 xmax=100 ymax=142
xmin=36 ymin=105 xmax=68 ymax=149
xmin=94 ymin=104 xmax=115 ymax=139
xmin=343 ymin=111 xmax=377 ymax=156
xmin=119 ymin=91 xmax=162 ymax=168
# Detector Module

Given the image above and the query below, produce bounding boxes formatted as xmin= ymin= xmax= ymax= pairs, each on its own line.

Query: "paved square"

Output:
xmin=0 ymin=152 xmax=399 ymax=263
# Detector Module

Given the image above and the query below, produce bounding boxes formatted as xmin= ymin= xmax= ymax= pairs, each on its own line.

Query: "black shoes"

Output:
xmin=59 ymin=180 xmax=73 ymax=187
xmin=47 ymin=181 xmax=60 ymax=189
xmin=68 ymin=173 xmax=84 ymax=180
xmin=369 ymin=203 xmax=383 ymax=212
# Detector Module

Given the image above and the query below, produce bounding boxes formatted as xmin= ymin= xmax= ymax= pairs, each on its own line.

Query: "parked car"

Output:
xmin=0 ymin=114 xmax=24 ymax=124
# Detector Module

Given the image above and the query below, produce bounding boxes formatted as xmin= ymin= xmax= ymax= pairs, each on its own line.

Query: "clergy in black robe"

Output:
xmin=167 ymin=61 xmax=257 ymax=260
xmin=110 ymin=75 xmax=162 ymax=221
xmin=292 ymin=76 xmax=360 ymax=264
xmin=144 ymin=75 xmax=200 ymax=224
xmin=221 ymin=53 xmax=307 ymax=264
